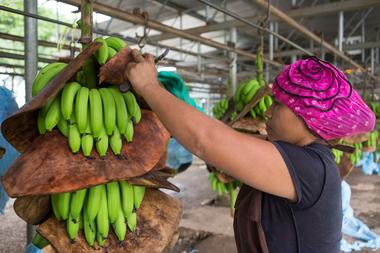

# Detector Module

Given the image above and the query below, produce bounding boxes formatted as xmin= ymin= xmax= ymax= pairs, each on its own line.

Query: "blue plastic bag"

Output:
xmin=0 ymin=86 xmax=20 ymax=213
xmin=340 ymin=181 xmax=380 ymax=252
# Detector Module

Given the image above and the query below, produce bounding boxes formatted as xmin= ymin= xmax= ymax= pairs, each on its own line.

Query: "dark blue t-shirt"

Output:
xmin=261 ymin=141 xmax=342 ymax=253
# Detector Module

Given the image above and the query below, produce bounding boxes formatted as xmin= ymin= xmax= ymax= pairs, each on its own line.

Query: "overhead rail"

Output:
xmin=59 ymin=0 xmax=283 ymax=68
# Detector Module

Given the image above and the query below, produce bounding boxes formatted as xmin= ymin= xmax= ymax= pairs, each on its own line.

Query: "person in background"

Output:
xmin=123 ymin=50 xmax=375 ymax=253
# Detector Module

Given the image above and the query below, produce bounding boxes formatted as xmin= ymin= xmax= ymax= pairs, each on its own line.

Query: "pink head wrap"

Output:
xmin=272 ymin=56 xmax=375 ymax=140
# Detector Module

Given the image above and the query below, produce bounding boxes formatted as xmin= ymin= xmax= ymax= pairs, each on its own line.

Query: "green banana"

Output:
xmin=127 ymin=212 xmax=137 ymax=232
xmin=86 ymin=185 xmax=103 ymax=222
xmin=110 ymin=127 xmax=122 ymax=156
xmin=99 ymin=88 xmax=116 ymax=135
xmin=89 ymin=88 xmax=103 ymax=138
xmin=68 ymin=123 xmax=81 ymax=153
xmin=67 ymin=213 xmax=81 ymax=241
xmin=31 ymin=232 xmax=49 ymax=249
xmin=119 ymin=180 xmax=134 ymax=218
xmin=107 ymin=182 xmax=121 ymax=224
xmin=258 ymin=97 xmax=267 ymax=113
xmin=243 ymin=81 xmax=260 ymax=104
xmin=82 ymin=57 xmax=98 ymax=89
xmin=57 ymin=117 xmax=69 ymax=137
xmin=70 ymin=188 xmax=87 ymax=222
xmin=264 ymin=95 xmax=273 ymax=108
xmin=94 ymin=37 xmax=109 ymax=65
xmin=229 ymin=182 xmax=237 ymax=210
xmin=32 ymin=62 xmax=67 ymax=96
xmin=113 ymin=207 xmax=127 ymax=241
xmin=107 ymin=46 xmax=117 ymax=60
xmin=133 ymin=185 xmax=145 ymax=209
xmin=250 ymin=108 xmax=257 ymax=119
xmin=44 ymin=97 xmax=61 ymax=131
xmin=57 ymin=192 xmax=71 ymax=220
xmin=122 ymin=91 xmax=141 ymax=124
xmin=96 ymin=184 xmax=109 ymax=239
xmin=81 ymin=134 xmax=94 ymax=157
xmin=109 ymin=88 xmax=129 ymax=134
xmin=61 ymin=81 xmax=81 ymax=120
xmin=51 ymin=194 xmax=61 ymax=220
xmin=105 ymin=36 xmax=127 ymax=52
xmin=234 ymin=80 xmax=248 ymax=102
xmin=242 ymin=81 xmax=256 ymax=97
xmin=75 ymin=86 xmax=90 ymax=133
xmin=95 ymin=126 xmax=108 ymax=157
xmin=37 ymin=110 xmax=46 ymax=134
xmin=124 ymin=119 xmax=134 ymax=142
xmin=83 ymin=207 xmax=96 ymax=247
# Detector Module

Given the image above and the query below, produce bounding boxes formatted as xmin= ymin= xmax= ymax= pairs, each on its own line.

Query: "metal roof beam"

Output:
xmin=60 ymin=0 xmax=282 ymax=68
xmin=149 ymin=0 xmax=380 ymax=43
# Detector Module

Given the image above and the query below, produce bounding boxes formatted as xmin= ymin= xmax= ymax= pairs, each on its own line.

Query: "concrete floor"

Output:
xmin=0 ymin=157 xmax=379 ymax=253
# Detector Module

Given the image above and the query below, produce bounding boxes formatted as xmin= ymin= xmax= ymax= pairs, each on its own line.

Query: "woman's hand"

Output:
xmin=124 ymin=49 xmax=160 ymax=96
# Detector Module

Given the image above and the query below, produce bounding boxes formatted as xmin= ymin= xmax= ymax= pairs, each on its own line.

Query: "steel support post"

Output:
xmin=180 ymin=12 xmax=183 ymax=61
xmin=362 ymin=18 xmax=366 ymax=63
xmin=24 ymin=0 xmax=38 ymax=243
xmin=338 ymin=11 xmax=344 ymax=51
xmin=229 ymin=27 xmax=237 ymax=95
xmin=274 ymin=22 xmax=278 ymax=51
xmin=24 ymin=0 xmax=38 ymax=103
xmin=269 ymin=22 xmax=274 ymax=61
xmin=371 ymin=48 xmax=375 ymax=75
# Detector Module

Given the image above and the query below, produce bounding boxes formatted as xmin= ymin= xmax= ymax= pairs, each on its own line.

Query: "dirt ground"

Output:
xmin=0 ymin=157 xmax=379 ymax=253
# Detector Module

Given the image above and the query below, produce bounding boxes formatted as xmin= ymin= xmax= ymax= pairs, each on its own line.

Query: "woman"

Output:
xmin=124 ymin=50 xmax=375 ymax=253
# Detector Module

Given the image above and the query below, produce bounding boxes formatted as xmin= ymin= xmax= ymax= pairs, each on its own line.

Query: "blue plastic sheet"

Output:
xmin=24 ymin=244 xmax=43 ymax=253
xmin=340 ymin=180 xmax=380 ymax=252
xmin=356 ymin=152 xmax=380 ymax=175
xmin=0 ymin=86 xmax=20 ymax=213
xmin=166 ymin=138 xmax=193 ymax=170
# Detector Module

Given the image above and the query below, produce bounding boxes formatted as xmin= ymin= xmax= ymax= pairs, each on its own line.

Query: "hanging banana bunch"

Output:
xmin=33 ymin=37 xmax=142 ymax=158
xmin=212 ymin=98 xmax=229 ymax=119
xmin=51 ymin=181 xmax=143 ymax=246
xmin=208 ymin=172 xmax=240 ymax=213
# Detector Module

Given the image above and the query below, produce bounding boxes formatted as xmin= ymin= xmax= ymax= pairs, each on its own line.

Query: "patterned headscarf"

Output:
xmin=272 ymin=56 xmax=375 ymax=140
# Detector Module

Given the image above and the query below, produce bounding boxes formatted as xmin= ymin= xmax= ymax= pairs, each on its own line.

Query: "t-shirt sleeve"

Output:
xmin=272 ymin=141 xmax=326 ymax=209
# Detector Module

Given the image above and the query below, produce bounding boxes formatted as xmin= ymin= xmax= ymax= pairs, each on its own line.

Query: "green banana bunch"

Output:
xmin=212 ymin=98 xmax=229 ymax=119
xmin=32 ymin=62 xmax=67 ymax=97
xmin=208 ymin=172 xmax=240 ymax=213
xmin=105 ymin=36 xmax=127 ymax=52
xmin=366 ymin=131 xmax=378 ymax=147
xmin=332 ymin=149 xmax=343 ymax=164
xmin=52 ymin=181 xmax=145 ymax=247
xmin=242 ymin=79 xmax=260 ymax=104
xmin=369 ymin=102 xmax=380 ymax=118
xmin=349 ymin=142 xmax=363 ymax=165
xmin=94 ymin=37 xmax=109 ymax=65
